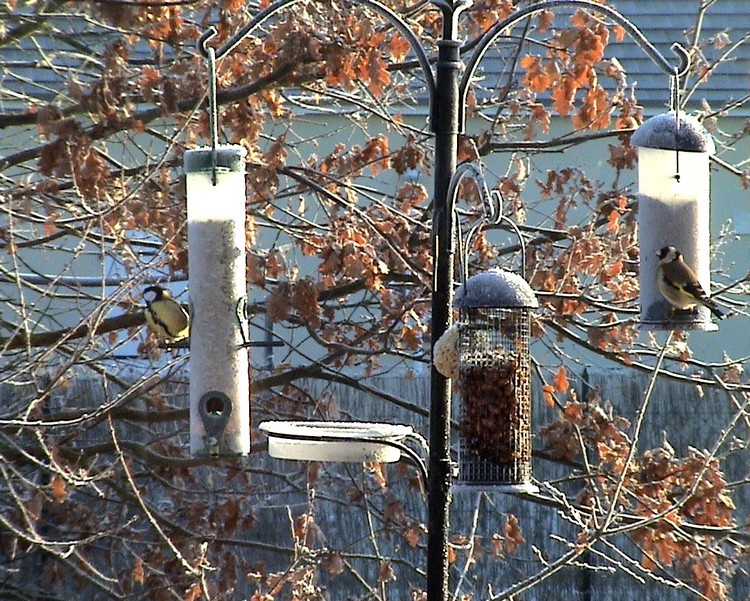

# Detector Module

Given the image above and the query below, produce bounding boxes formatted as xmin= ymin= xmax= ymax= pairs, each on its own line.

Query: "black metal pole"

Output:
xmin=427 ymin=3 xmax=464 ymax=600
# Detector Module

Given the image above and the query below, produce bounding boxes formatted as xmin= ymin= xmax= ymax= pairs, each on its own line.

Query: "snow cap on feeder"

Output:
xmin=454 ymin=268 xmax=539 ymax=309
xmin=631 ymin=111 xmax=715 ymax=153
xmin=631 ymin=111 xmax=717 ymax=331
xmin=452 ymin=268 xmax=537 ymax=494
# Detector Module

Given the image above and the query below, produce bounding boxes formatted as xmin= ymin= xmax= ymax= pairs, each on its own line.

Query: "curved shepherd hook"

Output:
xmin=458 ymin=0 xmax=692 ymax=132
xmin=197 ymin=0 xmax=438 ymax=123
xmin=448 ymin=162 xmax=527 ymax=285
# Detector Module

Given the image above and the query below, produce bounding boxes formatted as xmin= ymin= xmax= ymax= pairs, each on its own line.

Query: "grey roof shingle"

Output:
xmin=600 ymin=0 xmax=750 ymax=112
xmin=467 ymin=0 xmax=750 ymax=116
xmin=1 ymin=0 xmax=749 ymax=115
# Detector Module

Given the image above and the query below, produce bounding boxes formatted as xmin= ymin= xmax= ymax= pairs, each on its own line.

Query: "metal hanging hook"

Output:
xmin=197 ymin=26 xmax=218 ymax=59
xmin=449 ymin=162 xmax=527 ymax=287
xmin=668 ymin=42 xmax=691 ymax=113
xmin=670 ymin=41 xmax=691 ymax=79
xmin=197 ymin=28 xmax=220 ymax=185
xmin=668 ymin=43 xmax=691 ymax=181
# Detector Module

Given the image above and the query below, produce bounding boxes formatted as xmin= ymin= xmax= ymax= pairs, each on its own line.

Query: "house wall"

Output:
xmin=2 ymin=109 xmax=747 ymax=366
xmin=246 ymin=111 xmax=750 ymax=369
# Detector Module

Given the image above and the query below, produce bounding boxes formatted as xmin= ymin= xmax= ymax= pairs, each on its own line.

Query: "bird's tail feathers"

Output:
xmin=702 ymin=298 xmax=725 ymax=320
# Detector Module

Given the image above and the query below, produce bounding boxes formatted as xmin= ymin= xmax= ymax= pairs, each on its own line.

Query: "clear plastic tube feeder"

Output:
xmin=632 ymin=111 xmax=717 ymax=331
xmin=185 ymin=145 xmax=251 ymax=455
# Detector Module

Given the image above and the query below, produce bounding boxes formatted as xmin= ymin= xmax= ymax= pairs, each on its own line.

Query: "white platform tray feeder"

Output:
xmin=259 ymin=421 xmax=416 ymax=463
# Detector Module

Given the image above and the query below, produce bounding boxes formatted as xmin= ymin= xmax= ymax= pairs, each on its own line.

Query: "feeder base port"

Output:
xmin=258 ymin=421 xmax=415 ymax=463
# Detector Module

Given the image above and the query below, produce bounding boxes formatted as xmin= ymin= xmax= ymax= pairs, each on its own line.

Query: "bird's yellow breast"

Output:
xmin=145 ymin=299 xmax=189 ymax=341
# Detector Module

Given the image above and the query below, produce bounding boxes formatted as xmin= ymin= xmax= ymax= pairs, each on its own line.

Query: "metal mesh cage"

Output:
xmin=456 ymin=306 xmax=532 ymax=489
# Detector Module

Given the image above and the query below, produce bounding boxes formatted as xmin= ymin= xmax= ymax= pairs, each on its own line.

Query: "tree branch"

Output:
xmin=1 ymin=311 xmax=145 ymax=351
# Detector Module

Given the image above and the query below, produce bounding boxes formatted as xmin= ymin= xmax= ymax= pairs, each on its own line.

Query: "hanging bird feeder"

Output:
xmin=452 ymin=269 xmax=538 ymax=493
xmin=185 ymin=145 xmax=251 ymax=456
xmin=632 ymin=111 xmax=717 ymax=331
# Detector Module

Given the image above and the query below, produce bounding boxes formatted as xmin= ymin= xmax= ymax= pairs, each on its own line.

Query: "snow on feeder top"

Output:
xmin=631 ymin=111 xmax=715 ymax=153
xmin=452 ymin=269 xmax=538 ymax=494
xmin=631 ymin=111 xmax=719 ymax=331
xmin=454 ymin=268 xmax=539 ymax=309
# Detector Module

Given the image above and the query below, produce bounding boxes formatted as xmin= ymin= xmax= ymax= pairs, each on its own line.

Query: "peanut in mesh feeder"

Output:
xmin=452 ymin=270 xmax=539 ymax=494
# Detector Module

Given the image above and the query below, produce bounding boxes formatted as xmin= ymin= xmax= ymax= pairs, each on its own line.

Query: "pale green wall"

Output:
xmin=258 ymin=110 xmax=749 ymax=366
xmin=3 ymin=109 xmax=746 ymax=366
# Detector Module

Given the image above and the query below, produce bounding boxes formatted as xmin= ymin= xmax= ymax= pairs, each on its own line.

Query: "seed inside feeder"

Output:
xmin=459 ymin=353 xmax=530 ymax=465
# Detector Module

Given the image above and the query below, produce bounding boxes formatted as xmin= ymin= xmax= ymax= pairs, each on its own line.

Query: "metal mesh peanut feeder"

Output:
xmin=453 ymin=269 xmax=538 ymax=493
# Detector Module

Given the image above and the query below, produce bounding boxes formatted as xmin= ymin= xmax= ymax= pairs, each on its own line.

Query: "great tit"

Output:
xmin=655 ymin=245 xmax=724 ymax=320
xmin=143 ymin=285 xmax=190 ymax=344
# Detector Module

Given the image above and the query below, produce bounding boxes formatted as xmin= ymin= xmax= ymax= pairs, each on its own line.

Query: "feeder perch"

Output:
xmin=186 ymin=145 xmax=251 ymax=456
xmin=632 ymin=111 xmax=717 ymax=331
xmin=452 ymin=269 xmax=538 ymax=493
xmin=258 ymin=421 xmax=415 ymax=463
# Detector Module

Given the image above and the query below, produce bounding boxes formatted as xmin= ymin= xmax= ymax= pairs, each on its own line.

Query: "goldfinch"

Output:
xmin=143 ymin=285 xmax=190 ymax=344
xmin=655 ymin=246 xmax=724 ymax=319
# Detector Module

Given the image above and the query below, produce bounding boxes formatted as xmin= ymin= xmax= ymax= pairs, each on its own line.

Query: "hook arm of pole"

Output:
xmin=197 ymin=26 xmax=218 ymax=59
xmin=195 ymin=0 xmax=436 ymax=107
xmin=449 ymin=162 xmax=527 ymax=281
xmin=459 ymin=0 xmax=692 ymax=131
xmin=670 ymin=41 xmax=691 ymax=78
xmin=447 ymin=163 xmax=497 ymax=225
